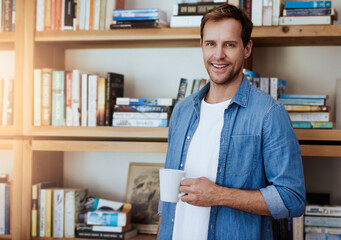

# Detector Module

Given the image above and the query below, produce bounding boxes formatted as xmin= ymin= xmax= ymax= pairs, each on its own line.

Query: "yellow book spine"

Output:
xmin=45 ymin=189 xmax=53 ymax=237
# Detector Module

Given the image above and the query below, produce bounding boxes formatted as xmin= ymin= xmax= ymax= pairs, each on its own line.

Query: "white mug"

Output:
xmin=159 ymin=168 xmax=186 ymax=203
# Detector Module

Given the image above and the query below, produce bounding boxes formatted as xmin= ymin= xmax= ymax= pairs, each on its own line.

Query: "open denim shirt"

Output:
xmin=158 ymin=75 xmax=305 ymax=240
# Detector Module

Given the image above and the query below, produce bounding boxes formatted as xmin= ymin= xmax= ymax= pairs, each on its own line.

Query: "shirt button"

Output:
xmin=180 ymin=163 xmax=183 ymax=167
xmin=187 ymin=136 xmax=190 ymax=140
xmin=172 ymin=218 xmax=174 ymax=222
xmin=210 ymin=224 xmax=213 ymax=229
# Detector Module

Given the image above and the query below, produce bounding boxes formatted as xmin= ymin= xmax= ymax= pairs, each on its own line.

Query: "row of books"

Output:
xmin=0 ymin=174 xmax=11 ymax=235
xmin=176 ymin=78 xmax=208 ymax=102
xmin=0 ymin=78 xmax=13 ymax=126
xmin=278 ymin=94 xmax=333 ymax=129
xmin=33 ymin=69 xmax=124 ymax=127
xmin=36 ymin=0 xmax=125 ymax=31
xmin=110 ymin=8 xmax=168 ymax=29
xmin=279 ymin=1 xmax=337 ymax=26
xmin=0 ymin=0 xmax=14 ymax=32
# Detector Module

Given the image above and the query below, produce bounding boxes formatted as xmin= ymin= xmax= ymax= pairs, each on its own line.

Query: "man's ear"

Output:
xmin=244 ymin=40 xmax=253 ymax=59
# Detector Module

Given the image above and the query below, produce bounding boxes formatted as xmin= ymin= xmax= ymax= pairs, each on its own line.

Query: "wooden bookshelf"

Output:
xmin=32 ymin=234 xmax=156 ymax=240
xmin=0 ymin=235 xmax=11 ymax=239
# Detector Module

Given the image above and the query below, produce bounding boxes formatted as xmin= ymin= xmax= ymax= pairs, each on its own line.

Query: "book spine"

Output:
xmin=45 ymin=189 xmax=53 ymax=237
xmin=0 ymin=184 xmax=5 ymax=234
xmin=305 ymin=226 xmax=341 ymax=235
xmin=0 ymin=79 xmax=3 ymax=124
xmin=75 ymin=0 xmax=81 ymax=30
xmin=292 ymin=121 xmax=333 ymax=129
xmin=262 ymin=0 xmax=273 ymax=26
xmin=170 ymin=15 xmax=202 ymax=27
xmin=285 ymin=1 xmax=332 ymax=9
xmin=31 ymin=185 xmax=38 ymax=236
xmin=259 ymin=77 xmax=269 ymax=94
xmin=50 ymin=0 xmax=56 ymax=30
xmin=306 ymin=233 xmax=341 ymax=240
xmin=93 ymin=0 xmax=100 ymax=30
xmin=116 ymin=97 xmax=173 ymax=106
xmin=176 ymin=78 xmax=187 ymax=102
xmin=42 ymin=69 xmax=52 ymax=126
xmin=279 ymin=15 xmax=332 ymax=25
xmin=113 ymin=112 xmax=168 ymax=119
xmin=4 ymin=184 xmax=9 ymax=234
xmin=99 ymin=0 xmax=106 ymax=30
xmin=283 ymin=8 xmax=332 ymax=16
xmin=36 ymin=0 xmax=45 ymax=31
xmin=89 ymin=0 xmax=94 ymax=30
xmin=175 ymin=2 xmax=222 ymax=16
xmin=65 ymin=71 xmax=73 ymax=126
xmin=112 ymin=118 xmax=168 ymax=127
xmin=53 ymin=189 xmax=64 ymax=237
xmin=34 ymin=69 xmax=42 ymax=126
xmin=306 ymin=205 xmax=341 ymax=217
xmin=305 ymin=216 xmax=341 ymax=228
xmin=96 ymin=77 xmax=106 ymax=126
xmin=105 ymin=72 xmax=124 ymax=124
xmin=336 ymin=79 xmax=341 ymax=129
xmin=3 ymin=0 xmax=12 ymax=32
xmin=85 ymin=0 xmax=90 ymax=30
xmin=2 ymin=79 xmax=13 ymax=125
xmin=72 ymin=70 xmax=81 ymax=126
xmin=278 ymin=98 xmax=325 ymax=106
xmin=86 ymin=211 xmax=127 ymax=226
xmin=52 ymin=71 xmax=65 ymax=126
xmin=280 ymin=94 xmax=327 ymax=99
xmin=272 ymin=0 xmax=284 ymax=26
xmin=104 ymin=0 xmax=113 ymax=29
xmin=63 ymin=0 xmax=74 ymax=29
xmin=293 ymin=216 xmax=304 ymax=240
xmin=39 ymin=189 xmax=46 ymax=236
xmin=251 ymin=0 xmax=263 ymax=26
xmin=114 ymin=105 xmax=170 ymax=113
xmin=88 ymin=75 xmax=98 ymax=127
xmin=44 ymin=0 xmax=51 ymax=30
xmin=81 ymin=73 xmax=88 ymax=126
xmin=284 ymin=105 xmax=328 ymax=112
xmin=288 ymin=112 xmax=331 ymax=122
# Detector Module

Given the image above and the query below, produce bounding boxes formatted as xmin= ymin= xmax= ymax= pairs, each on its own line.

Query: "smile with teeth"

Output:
xmin=212 ymin=63 xmax=228 ymax=68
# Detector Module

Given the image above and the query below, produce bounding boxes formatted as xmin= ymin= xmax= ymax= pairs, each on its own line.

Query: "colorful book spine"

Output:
xmin=305 ymin=233 xmax=341 ymax=240
xmin=75 ymin=223 xmax=132 ymax=233
xmin=305 ymin=216 xmax=341 ymax=228
xmin=88 ymin=74 xmax=98 ymax=127
xmin=114 ymin=105 xmax=170 ymax=113
xmin=270 ymin=78 xmax=286 ymax=100
xmin=42 ymin=69 xmax=53 ymax=126
xmin=3 ymin=0 xmax=13 ymax=32
xmin=81 ymin=73 xmax=88 ymax=127
xmin=112 ymin=118 xmax=168 ymax=127
xmin=306 ymin=205 xmax=341 ymax=217
xmin=31 ymin=184 xmax=38 ymax=236
xmin=279 ymin=15 xmax=332 ymax=25
xmin=278 ymin=98 xmax=325 ymax=106
xmin=36 ymin=0 xmax=45 ymax=31
xmin=113 ymin=8 xmax=165 ymax=21
xmin=284 ymin=1 xmax=332 ymax=9
xmin=97 ymin=77 xmax=106 ymax=126
xmin=283 ymin=8 xmax=333 ymax=16
xmin=292 ymin=121 xmax=332 ymax=129
xmin=39 ymin=189 xmax=46 ymax=236
xmin=76 ymin=228 xmax=137 ymax=239
xmin=0 ymin=184 xmax=5 ymax=234
xmin=116 ymin=97 xmax=173 ymax=106
xmin=45 ymin=189 xmax=53 ymax=237
xmin=52 ymin=71 xmax=66 ymax=126
xmin=34 ymin=69 xmax=42 ymax=126
xmin=84 ymin=211 xmax=127 ymax=226
xmin=53 ymin=189 xmax=64 ymax=237
xmin=66 ymin=71 xmax=73 ymax=126
xmin=305 ymin=226 xmax=341 ymax=235
xmin=113 ymin=112 xmax=168 ymax=119
xmin=280 ymin=94 xmax=327 ymax=99
xmin=260 ymin=77 xmax=270 ymax=94
xmin=284 ymin=105 xmax=328 ymax=112
xmin=72 ymin=70 xmax=81 ymax=126
xmin=288 ymin=112 xmax=331 ymax=122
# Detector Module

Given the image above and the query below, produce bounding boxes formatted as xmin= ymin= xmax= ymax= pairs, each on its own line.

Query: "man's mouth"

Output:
xmin=212 ymin=63 xmax=229 ymax=68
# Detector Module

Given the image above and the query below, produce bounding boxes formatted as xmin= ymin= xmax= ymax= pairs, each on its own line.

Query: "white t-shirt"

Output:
xmin=172 ymin=98 xmax=231 ymax=240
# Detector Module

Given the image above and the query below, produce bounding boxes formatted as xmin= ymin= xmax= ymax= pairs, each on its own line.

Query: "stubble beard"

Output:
xmin=208 ymin=61 xmax=243 ymax=86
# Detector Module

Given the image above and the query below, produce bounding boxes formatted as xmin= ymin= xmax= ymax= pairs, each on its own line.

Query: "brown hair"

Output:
xmin=200 ymin=3 xmax=253 ymax=48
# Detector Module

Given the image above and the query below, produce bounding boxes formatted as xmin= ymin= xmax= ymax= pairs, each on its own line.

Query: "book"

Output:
xmin=83 ymin=197 xmax=125 ymax=212
xmin=4 ymin=184 xmax=9 ymax=234
xmin=105 ymin=72 xmax=124 ymax=126
xmin=173 ymin=2 xmax=223 ymax=16
xmin=278 ymin=98 xmax=325 ymax=106
xmin=34 ymin=69 xmax=42 ymax=126
xmin=112 ymin=8 xmax=167 ymax=22
xmin=262 ymin=0 xmax=273 ymax=26
xmin=113 ymin=112 xmax=168 ymax=119
xmin=288 ymin=112 xmax=331 ymax=122
xmin=0 ymin=183 xmax=5 ymax=234
xmin=0 ymin=79 xmax=4 ymax=124
xmin=114 ymin=105 xmax=171 ymax=113
xmin=305 ymin=226 xmax=341 ymax=235
xmin=284 ymin=1 xmax=332 ymax=9
xmin=280 ymin=94 xmax=328 ymax=99
xmin=337 ymin=78 xmax=341 ymax=129
xmin=45 ymin=189 xmax=53 ymax=237
xmin=306 ymin=205 xmax=341 ymax=217
xmin=105 ymin=0 xmax=125 ymax=29
xmin=191 ymin=79 xmax=201 ymax=94
xmin=283 ymin=8 xmax=333 ymax=16
xmin=110 ymin=19 xmax=165 ymax=29
xmin=112 ymin=118 xmax=168 ymax=127
xmin=76 ymin=228 xmax=138 ymax=239
xmin=65 ymin=71 xmax=73 ymax=126
xmin=36 ymin=0 xmax=45 ymax=31
xmin=284 ymin=105 xmax=328 ymax=112
xmin=270 ymin=78 xmax=286 ymax=100
xmin=260 ymin=77 xmax=270 ymax=94
xmin=293 ymin=216 xmax=304 ymax=240
xmin=53 ymin=189 xmax=65 ymax=237
xmin=88 ymin=74 xmax=98 ymax=127
xmin=2 ymin=0 xmax=12 ymax=32
xmin=52 ymin=71 xmax=65 ymax=126
xmin=170 ymin=15 xmax=202 ymax=27
xmin=72 ymin=69 xmax=82 ymax=126
xmin=272 ymin=0 xmax=284 ymax=25
xmin=97 ymin=77 xmax=106 ymax=126
xmin=305 ymin=233 xmax=341 ymax=240
xmin=251 ymin=0 xmax=263 ymax=26
xmin=176 ymin=78 xmax=187 ymax=102
xmin=292 ymin=121 xmax=333 ymax=129
xmin=2 ymin=78 xmax=13 ymax=125
xmin=116 ymin=97 xmax=173 ymax=106
xmin=279 ymin=15 xmax=333 ymax=25
xmin=64 ymin=188 xmax=88 ymax=238
xmin=81 ymin=73 xmax=88 ymax=126
xmin=76 ymin=223 xmax=132 ymax=233
xmin=39 ymin=189 xmax=46 ymax=236
xmin=305 ymin=216 xmax=341 ymax=228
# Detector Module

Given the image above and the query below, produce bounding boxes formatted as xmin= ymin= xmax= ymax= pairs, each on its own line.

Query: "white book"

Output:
xmin=93 ymin=0 xmax=101 ymax=30
xmin=306 ymin=205 xmax=341 ymax=217
xmin=252 ymin=0 xmax=263 ymax=26
xmin=88 ymin=75 xmax=98 ymax=127
xmin=279 ymin=15 xmax=332 ymax=26
xmin=185 ymin=78 xmax=194 ymax=97
xmin=289 ymin=112 xmax=331 ymax=122
xmin=72 ymin=70 xmax=81 ymax=126
xmin=305 ymin=226 xmax=341 ymax=235
xmin=36 ymin=0 xmax=45 ymax=31
xmin=34 ymin=69 xmax=42 ymax=126
xmin=53 ymin=189 xmax=64 ymax=238
xmin=61 ymin=0 xmax=65 ymax=30
xmin=39 ymin=189 xmax=46 ymax=237
xmin=64 ymin=188 xmax=88 ymax=238
xmin=66 ymin=71 xmax=73 ymax=126
xmin=42 ymin=68 xmax=53 ymax=126
xmin=293 ymin=216 xmax=304 ymax=240
xmin=99 ymin=0 xmax=106 ymax=30
xmin=0 ymin=184 xmax=5 ymax=234
xmin=272 ymin=0 xmax=284 ymax=26
xmin=336 ymin=78 xmax=341 ymax=129
xmin=228 ymin=0 xmax=239 ymax=7
xmin=79 ymin=0 xmax=86 ymax=30
xmin=263 ymin=0 xmax=273 ymax=26
xmin=113 ymin=112 xmax=168 ymax=119
xmin=85 ymin=0 xmax=90 ymax=30
xmin=81 ymin=73 xmax=88 ymax=126
xmin=2 ymin=79 xmax=13 ymax=125
xmin=170 ymin=15 xmax=202 ymax=28
xmin=105 ymin=0 xmax=114 ymax=29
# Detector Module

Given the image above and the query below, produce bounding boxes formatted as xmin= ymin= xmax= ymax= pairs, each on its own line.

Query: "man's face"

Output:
xmin=201 ymin=18 xmax=252 ymax=86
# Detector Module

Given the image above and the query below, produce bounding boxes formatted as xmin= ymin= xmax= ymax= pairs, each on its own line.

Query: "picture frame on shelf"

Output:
xmin=125 ymin=162 xmax=164 ymax=234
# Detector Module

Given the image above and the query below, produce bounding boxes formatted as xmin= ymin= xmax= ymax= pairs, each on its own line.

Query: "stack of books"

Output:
xmin=176 ymin=78 xmax=208 ymax=103
xmin=0 ymin=174 xmax=11 ymax=235
xmin=111 ymin=8 xmax=167 ymax=29
xmin=305 ymin=205 xmax=341 ymax=240
xmin=112 ymin=97 xmax=174 ymax=127
xmin=170 ymin=1 xmax=223 ymax=28
xmin=34 ymin=69 xmax=124 ymax=127
xmin=76 ymin=197 xmax=137 ymax=239
xmin=0 ymin=78 xmax=14 ymax=126
xmin=278 ymin=94 xmax=333 ymax=129
xmin=280 ymin=1 xmax=337 ymax=25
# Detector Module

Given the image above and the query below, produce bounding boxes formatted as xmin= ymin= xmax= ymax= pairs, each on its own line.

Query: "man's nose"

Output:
xmin=214 ymin=45 xmax=226 ymax=59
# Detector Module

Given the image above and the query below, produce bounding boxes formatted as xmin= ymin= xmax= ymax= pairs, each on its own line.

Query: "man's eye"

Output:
xmin=207 ymin=42 xmax=215 ymax=46
xmin=226 ymin=43 xmax=234 ymax=47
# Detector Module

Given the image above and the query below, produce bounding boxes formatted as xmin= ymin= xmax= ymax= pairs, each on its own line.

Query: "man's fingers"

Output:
xmin=180 ymin=177 xmax=197 ymax=186
xmin=179 ymin=185 xmax=192 ymax=193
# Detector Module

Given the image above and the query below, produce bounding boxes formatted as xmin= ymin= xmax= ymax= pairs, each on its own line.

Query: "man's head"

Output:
xmin=200 ymin=4 xmax=253 ymax=48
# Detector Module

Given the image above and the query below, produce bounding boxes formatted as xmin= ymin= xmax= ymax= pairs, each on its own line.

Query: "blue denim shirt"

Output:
xmin=158 ymin=75 xmax=306 ymax=240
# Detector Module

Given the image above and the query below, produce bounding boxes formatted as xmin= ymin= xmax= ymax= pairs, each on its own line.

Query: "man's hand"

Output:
xmin=179 ymin=177 xmax=219 ymax=207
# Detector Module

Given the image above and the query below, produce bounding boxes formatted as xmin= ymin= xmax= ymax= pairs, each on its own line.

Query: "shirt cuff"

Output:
xmin=158 ymin=200 xmax=163 ymax=216
xmin=260 ymin=185 xmax=289 ymax=219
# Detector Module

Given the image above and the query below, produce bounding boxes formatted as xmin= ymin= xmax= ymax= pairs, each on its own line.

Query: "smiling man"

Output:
xmin=157 ymin=4 xmax=305 ymax=240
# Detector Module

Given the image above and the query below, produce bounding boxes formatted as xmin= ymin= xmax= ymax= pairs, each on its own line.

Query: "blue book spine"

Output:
xmin=116 ymin=97 xmax=174 ymax=106
xmin=306 ymin=233 xmax=341 ymax=240
xmin=113 ymin=9 xmax=160 ymax=20
xmin=283 ymin=8 xmax=332 ymax=16
xmin=285 ymin=1 xmax=332 ymax=9
xmin=292 ymin=121 xmax=333 ymax=129
xmin=279 ymin=94 xmax=327 ymax=99
xmin=278 ymin=98 xmax=325 ymax=106
xmin=4 ymin=185 xmax=9 ymax=234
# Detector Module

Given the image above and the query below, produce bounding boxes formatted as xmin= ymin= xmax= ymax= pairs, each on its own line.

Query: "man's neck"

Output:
xmin=205 ymin=72 xmax=243 ymax=104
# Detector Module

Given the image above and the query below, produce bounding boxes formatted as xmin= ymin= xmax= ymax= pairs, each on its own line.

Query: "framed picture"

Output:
xmin=125 ymin=162 xmax=164 ymax=234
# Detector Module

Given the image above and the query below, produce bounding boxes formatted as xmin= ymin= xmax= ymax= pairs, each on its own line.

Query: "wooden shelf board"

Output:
xmin=301 ymin=145 xmax=341 ymax=157
xmin=32 ymin=140 xmax=168 ymax=153
xmin=0 ymin=32 xmax=15 ymax=42
xmin=0 ymin=235 xmax=11 ymax=239
xmin=34 ymin=25 xmax=341 ymax=47
xmin=31 ymin=126 xmax=168 ymax=140
xmin=32 ymin=234 xmax=155 ymax=240
xmin=0 ymin=126 xmax=17 ymax=137
xmin=295 ymin=129 xmax=341 ymax=141
xmin=0 ymin=140 xmax=13 ymax=150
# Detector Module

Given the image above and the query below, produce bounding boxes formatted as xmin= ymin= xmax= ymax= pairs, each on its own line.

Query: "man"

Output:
xmin=158 ymin=3 xmax=305 ymax=240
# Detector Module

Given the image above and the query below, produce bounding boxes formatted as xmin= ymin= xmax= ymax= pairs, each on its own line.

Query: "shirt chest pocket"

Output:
xmin=228 ymin=135 xmax=260 ymax=176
